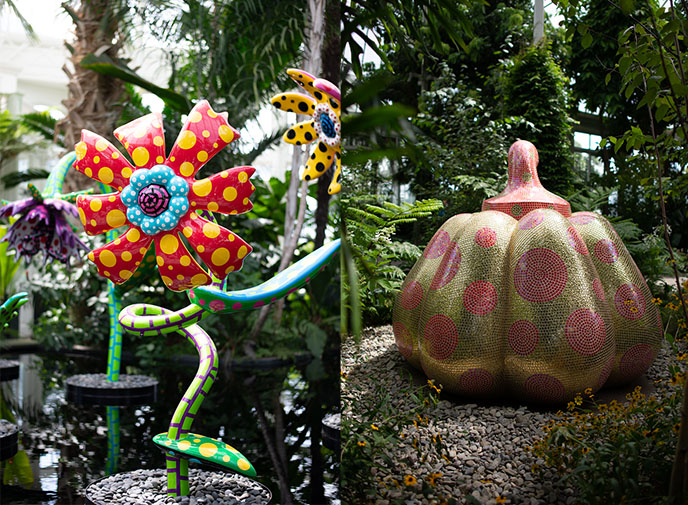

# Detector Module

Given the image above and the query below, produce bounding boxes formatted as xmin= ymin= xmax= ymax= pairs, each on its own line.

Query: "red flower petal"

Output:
xmin=75 ymin=131 xmax=135 ymax=191
xmin=113 ymin=112 xmax=166 ymax=169
xmin=166 ymin=100 xmax=239 ymax=180
xmin=77 ymin=193 xmax=128 ymax=236
xmin=154 ymin=230 xmax=211 ymax=291
xmin=189 ymin=167 xmax=255 ymax=215
xmin=179 ymin=213 xmax=252 ymax=280
xmin=87 ymin=227 xmax=153 ymax=284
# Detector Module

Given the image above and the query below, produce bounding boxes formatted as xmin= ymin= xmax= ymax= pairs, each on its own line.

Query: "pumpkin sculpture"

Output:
xmin=393 ymin=140 xmax=663 ymax=404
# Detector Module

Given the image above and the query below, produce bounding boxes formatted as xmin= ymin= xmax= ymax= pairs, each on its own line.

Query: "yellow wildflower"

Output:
xmin=371 ymin=424 xmax=379 ymax=431
xmin=357 ymin=440 xmax=367 ymax=447
xmin=496 ymin=496 xmax=507 ymax=504
xmin=403 ymin=474 xmax=417 ymax=486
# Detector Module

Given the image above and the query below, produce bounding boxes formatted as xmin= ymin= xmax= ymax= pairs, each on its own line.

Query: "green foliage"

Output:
xmin=530 ymin=385 xmax=682 ymax=505
xmin=342 ymin=196 xmax=442 ymax=328
xmin=0 ymin=226 xmax=21 ymax=300
xmin=341 ymin=376 xmax=447 ymax=505
xmin=0 ymin=111 xmax=45 ymax=172
xmin=504 ymin=43 xmax=575 ymax=195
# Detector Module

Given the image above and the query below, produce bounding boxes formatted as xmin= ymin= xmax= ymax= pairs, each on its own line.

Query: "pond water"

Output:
xmin=0 ymin=350 xmax=339 ymax=504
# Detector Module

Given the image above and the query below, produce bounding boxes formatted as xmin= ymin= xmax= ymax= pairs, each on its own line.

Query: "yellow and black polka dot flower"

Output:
xmin=271 ymin=68 xmax=342 ymax=194
xmin=74 ymin=100 xmax=255 ymax=292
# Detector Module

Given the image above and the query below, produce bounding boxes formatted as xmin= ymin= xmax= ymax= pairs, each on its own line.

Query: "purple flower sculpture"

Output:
xmin=0 ymin=183 xmax=88 ymax=266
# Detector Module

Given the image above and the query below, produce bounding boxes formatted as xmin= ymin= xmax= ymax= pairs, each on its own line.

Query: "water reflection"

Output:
xmin=0 ymin=351 xmax=339 ymax=504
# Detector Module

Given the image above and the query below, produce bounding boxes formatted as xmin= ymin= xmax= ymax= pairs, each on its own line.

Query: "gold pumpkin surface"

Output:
xmin=392 ymin=141 xmax=662 ymax=404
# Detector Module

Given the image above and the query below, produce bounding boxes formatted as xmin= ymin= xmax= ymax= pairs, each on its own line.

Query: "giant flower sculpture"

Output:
xmin=74 ymin=100 xmax=255 ymax=292
xmin=0 ymin=183 xmax=88 ymax=266
xmin=271 ymin=68 xmax=342 ymax=194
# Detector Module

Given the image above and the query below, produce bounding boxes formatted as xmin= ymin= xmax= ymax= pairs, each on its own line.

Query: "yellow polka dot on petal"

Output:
xmin=188 ymin=110 xmax=202 ymax=123
xmin=152 ymin=120 xmax=161 ymax=129
xmin=202 ymin=130 xmax=210 ymax=138
xmin=218 ymin=125 xmax=234 ymax=143
xmin=122 ymin=167 xmax=132 ymax=179
xmin=180 ymin=255 xmax=191 ymax=266
xmin=104 ymin=271 xmax=110 ymax=277
xmin=211 ymin=248 xmax=229 ymax=266
xmin=190 ymin=212 xmax=198 ymax=220
xmin=198 ymin=443 xmax=218 ymax=458
xmin=177 ymin=274 xmax=184 ymax=280
xmin=75 ymin=141 xmax=87 ymax=160
xmin=191 ymin=273 xmax=209 ymax=285
xmin=153 ymin=135 xmax=164 ymax=146
xmin=90 ymin=219 xmax=96 ymax=226
xmin=93 ymin=155 xmax=100 ymax=164
xmin=112 ymin=152 xmax=120 ymax=159
xmin=193 ymin=179 xmax=212 ymax=197
xmin=177 ymin=440 xmax=191 ymax=451
xmin=106 ymin=210 xmax=126 ymax=228
xmin=90 ymin=199 xmax=102 ymax=212
xmin=194 ymin=439 xmax=201 ymax=443
xmin=109 ymin=196 xmax=116 ymax=202
xmin=128 ymin=228 xmax=141 ymax=242
xmin=160 ymin=234 xmax=179 ymax=255
xmin=98 ymin=167 xmax=114 ymax=184
xmin=207 ymin=109 xmax=217 ymax=118
xmin=228 ymin=234 xmax=235 ymax=242
xmin=165 ymin=440 xmax=172 ymax=446
xmin=179 ymin=162 xmax=195 ymax=177
xmin=168 ymin=265 xmax=173 ymax=270
xmin=161 ymin=275 xmax=173 ymax=287
xmin=88 ymin=252 xmax=95 ymax=261
xmin=197 ymin=151 xmax=208 ymax=162
xmin=207 ymin=202 xmax=218 ymax=212
xmin=114 ymin=238 xmax=121 ymax=246
xmin=156 ymin=156 xmax=164 ymax=163
xmin=78 ymin=208 xmax=86 ymax=225
xmin=183 ymin=227 xmax=193 ymax=238
xmin=237 ymin=459 xmax=251 ymax=471
xmin=132 ymin=147 xmax=150 ymax=167
xmin=223 ymin=455 xmax=230 ymax=463
xmin=225 ymin=266 xmax=235 ymax=274
xmin=134 ymin=126 xmax=146 ymax=138
xmin=177 ymin=130 xmax=197 ymax=150
xmin=238 ymin=171 xmax=248 ymax=183
xmin=156 ymin=256 xmax=164 ymax=266
xmin=100 ymin=250 xmax=117 ymax=268
xmin=213 ymin=143 xmax=218 ymax=148
xmin=197 ymin=245 xmax=205 ymax=253
xmin=203 ymin=222 xmax=220 ymax=238
xmin=221 ymin=171 xmax=228 ymax=178
xmin=243 ymin=197 xmax=249 ymax=205
xmin=85 ymin=167 xmax=92 ymax=178
xmin=237 ymin=246 xmax=248 ymax=259
xmin=122 ymin=251 xmax=132 ymax=262
xmin=223 ymin=187 xmax=237 ymax=202
xmin=119 ymin=269 xmax=133 ymax=280
xmin=139 ymin=247 xmax=147 ymax=255
xmin=191 ymin=201 xmax=196 ymax=206
xmin=95 ymin=139 xmax=108 ymax=151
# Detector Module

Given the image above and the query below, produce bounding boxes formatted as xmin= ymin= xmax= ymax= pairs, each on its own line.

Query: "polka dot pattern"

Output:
xmin=524 ymin=374 xmax=565 ymax=403
xmin=271 ymin=92 xmax=316 ymax=115
xmin=182 ymin=213 xmax=252 ymax=280
xmin=303 ymin=141 xmax=336 ymax=181
xmin=113 ymin=112 xmax=165 ymax=169
xmin=74 ymin=131 xmax=137 ymax=191
xmin=423 ymin=314 xmax=459 ymax=361
xmin=614 ymin=283 xmax=646 ymax=320
xmin=594 ymin=239 xmax=619 ymax=263
xmin=190 ymin=166 xmax=255 ymax=216
xmin=567 ymin=226 xmax=589 ymax=255
xmin=565 ymin=308 xmax=606 ymax=356
xmin=167 ymin=101 xmax=239 ymax=180
xmin=424 ymin=230 xmax=451 ymax=259
xmin=400 ymin=281 xmax=423 ymax=310
xmin=463 ymin=280 xmax=498 ymax=315
xmin=519 ymin=211 xmax=544 ymax=230
xmin=77 ymin=193 xmax=126 ymax=236
xmin=430 ymin=241 xmax=461 ymax=289
xmin=593 ymin=278 xmax=605 ymax=301
xmin=87 ymin=227 xmax=153 ymax=284
xmin=393 ymin=321 xmax=413 ymax=360
xmin=281 ymin=120 xmax=317 ymax=145
xmin=474 ymin=227 xmax=497 ymax=247
xmin=508 ymin=320 xmax=539 ymax=355
xmin=619 ymin=344 xmax=655 ymax=381
xmin=514 ymin=248 xmax=567 ymax=303
xmin=459 ymin=368 xmax=494 ymax=394
xmin=569 ymin=212 xmax=597 ymax=225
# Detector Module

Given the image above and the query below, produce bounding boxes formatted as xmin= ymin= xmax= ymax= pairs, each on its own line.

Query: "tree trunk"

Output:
xmin=57 ymin=0 xmax=125 ymax=193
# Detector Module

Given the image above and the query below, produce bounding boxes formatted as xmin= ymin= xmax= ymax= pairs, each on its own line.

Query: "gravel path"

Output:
xmin=342 ymin=325 xmax=677 ymax=505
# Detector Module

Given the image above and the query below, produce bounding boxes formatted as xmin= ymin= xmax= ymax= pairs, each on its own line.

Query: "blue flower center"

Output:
xmin=320 ymin=113 xmax=336 ymax=138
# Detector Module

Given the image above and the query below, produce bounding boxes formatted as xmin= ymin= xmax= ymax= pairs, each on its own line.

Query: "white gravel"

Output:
xmin=341 ymin=325 xmax=676 ymax=505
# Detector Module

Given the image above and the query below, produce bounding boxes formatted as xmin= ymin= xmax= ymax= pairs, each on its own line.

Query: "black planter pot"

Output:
xmin=66 ymin=374 xmax=158 ymax=407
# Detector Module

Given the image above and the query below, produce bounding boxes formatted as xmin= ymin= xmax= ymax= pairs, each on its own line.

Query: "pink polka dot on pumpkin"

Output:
xmin=209 ymin=300 xmax=226 ymax=311
xmin=463 ymin=280 xmax=497 ymax=315
xmin=254 ymin=300 xmax=265 ymax=308
xmin=474 ymin=227 xmax=497 ymax=248
xmin=232 ymin=302 xmax=242 ymax=310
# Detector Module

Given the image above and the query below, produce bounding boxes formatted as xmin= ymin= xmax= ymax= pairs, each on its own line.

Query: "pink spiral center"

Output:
xmin=138 ymin=184 xmax=170 ymax=217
